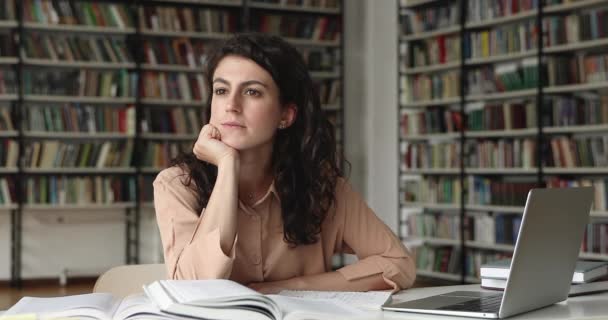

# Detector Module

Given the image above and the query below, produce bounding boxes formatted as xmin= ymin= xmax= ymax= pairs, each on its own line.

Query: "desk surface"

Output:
xmin=381 ymin=284 xmax=608 ymax=319
xmin=2 ymin=284 xmax=607 ymax=319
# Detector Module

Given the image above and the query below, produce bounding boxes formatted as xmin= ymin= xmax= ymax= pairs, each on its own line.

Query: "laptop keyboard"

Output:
xmin=438 ymin=294 xmax=503 ymax=312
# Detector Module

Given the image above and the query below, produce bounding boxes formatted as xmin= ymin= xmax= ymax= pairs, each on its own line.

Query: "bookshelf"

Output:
xmin=0 ymin=0 xmax=345 ymax=284
xmin=398 ymin=0 xmax=608 ymax=284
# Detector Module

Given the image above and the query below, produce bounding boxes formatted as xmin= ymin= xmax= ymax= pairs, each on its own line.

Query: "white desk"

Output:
xmin=380 ymin=284 xmax=608 ymax=319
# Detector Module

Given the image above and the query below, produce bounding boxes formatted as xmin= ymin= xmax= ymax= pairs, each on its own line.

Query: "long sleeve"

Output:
xmin=153 ymin=167 xmax=236 ymax=280
xmin=334 ymin=179 xmax=416 ymax=291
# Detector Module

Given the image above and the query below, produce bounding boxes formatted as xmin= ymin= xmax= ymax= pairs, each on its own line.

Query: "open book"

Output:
xmin=3 ymin=292 xmax=188 ymax=320
xmin=144 ymin=279 xmax=382 ymax=320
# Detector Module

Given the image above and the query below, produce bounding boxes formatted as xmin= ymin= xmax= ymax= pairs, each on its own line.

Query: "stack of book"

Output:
xmin=480 ymin=258 xmax=608 ymax=296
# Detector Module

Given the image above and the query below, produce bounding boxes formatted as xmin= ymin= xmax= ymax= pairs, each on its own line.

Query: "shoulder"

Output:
xmin=154 ymin=166 xmax=190 ymax=187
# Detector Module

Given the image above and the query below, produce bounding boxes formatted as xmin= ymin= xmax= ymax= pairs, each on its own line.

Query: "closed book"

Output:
xmin=480 ymin=258 xmax=608 ymax=283
xmin=481 ymin=278 xmax=608 ymax=297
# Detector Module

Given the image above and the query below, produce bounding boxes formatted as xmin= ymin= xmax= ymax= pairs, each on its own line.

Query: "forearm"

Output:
xmin=280 ymin=271 xmax=391 ymax=292
xmin=198 ymin=155 xmax=239 ymax=255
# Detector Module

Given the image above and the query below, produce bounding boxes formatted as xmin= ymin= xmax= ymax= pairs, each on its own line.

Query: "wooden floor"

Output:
xmin=0 ymin=279 xmax=96 ymax=310
xmin=0 ymin=277 xmax=444 ymax=310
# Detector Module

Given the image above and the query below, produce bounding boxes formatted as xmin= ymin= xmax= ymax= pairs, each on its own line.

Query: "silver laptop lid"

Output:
xmin=500 ymin=187 xmax=594 ymax=318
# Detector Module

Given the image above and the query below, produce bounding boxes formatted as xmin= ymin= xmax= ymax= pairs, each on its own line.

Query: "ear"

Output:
xmin=280 ymin=103 xmax=298 ymax=128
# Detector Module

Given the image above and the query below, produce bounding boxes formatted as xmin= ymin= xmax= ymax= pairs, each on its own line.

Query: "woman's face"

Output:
xmin=209 ymin=55 xmax=293 ymax=151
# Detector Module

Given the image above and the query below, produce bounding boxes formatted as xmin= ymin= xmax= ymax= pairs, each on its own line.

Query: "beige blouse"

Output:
xmin=153 ymin=166 xmax=415 ymax=290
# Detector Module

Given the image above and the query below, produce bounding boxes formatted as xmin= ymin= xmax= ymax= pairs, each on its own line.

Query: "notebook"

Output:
xmin=383 ymin=187 xmax=594 ymax=319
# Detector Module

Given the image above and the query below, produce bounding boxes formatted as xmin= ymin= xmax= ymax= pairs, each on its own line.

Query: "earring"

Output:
xmin=279 ymin=122 xmax=286 ymax=129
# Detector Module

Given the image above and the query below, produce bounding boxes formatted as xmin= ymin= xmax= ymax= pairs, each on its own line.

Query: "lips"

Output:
xmin=221 ymin=121 xmax=245 ymax=128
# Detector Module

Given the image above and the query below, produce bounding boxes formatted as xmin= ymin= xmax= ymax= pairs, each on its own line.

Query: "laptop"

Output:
xmin=383 ymin=187 xmax=594 ymax=319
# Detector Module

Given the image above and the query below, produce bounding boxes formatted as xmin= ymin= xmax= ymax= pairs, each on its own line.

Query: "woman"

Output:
xmin=153 ymin=33 xmax=415 ymax=293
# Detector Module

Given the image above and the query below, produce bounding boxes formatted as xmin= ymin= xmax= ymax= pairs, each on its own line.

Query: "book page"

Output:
xmin=114 ymin=293 xmax=187 ymax=320
xmin=161 ymin=279 xmax=261 ymax=304
xmin=276 ymin=290 xmax=392 ymax=310
xmin=268 ymin=295 xmax=374 ymax=320
xmin=3 ymin=293 xmax=118 ymax=319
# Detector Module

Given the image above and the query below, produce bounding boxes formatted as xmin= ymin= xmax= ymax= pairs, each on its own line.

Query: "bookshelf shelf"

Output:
xmin=0 ymin=94 xmax=18 ymax=101
xmin=0 ymin=57 xmax=18 ymax=65
xmin=23 ymin=95 xmax=135 ymax=104
xmin=420 ymin=237 xmax=459 ymax=246
xmin=141 ymin=202 xmax=155 ymax=210
xmin=22 ymin=202 xmax=137 ymax=211
xmin=141 ymin=64 xmax=203 ymax=73
xmin=0 ymin=20 xmax=18 ymax=29
xmin=416 ymin=270 xmax=461 ymax=282
xmin=544 ymin=82 xmax=608 ymax=94
xmin=400 ymin=97 xmax=460 ymax=108
xmin=544 ymin=37 xmax=608 ymax=54
xmin=465 ymin=128 xmax=537 ymax=138
xmin=23 ymin=168 xmax=136 ymax=174
xmin=401 ymin=61 xmax=460 ymax=75
xmin=401 ymin=202 xmax=460 ymax=211
xmin=141 ymin=133 xmax=198 ymax=140
xmin=22 ymin=58 xmax=136 ymax=70
xmin=23 ymin=23 xmax=135 ymax=35
xmin=466 ymin=89 xmax=537 ymax=102
xmin=465 ymin=50 xmax=538 ymax=66
xmin=464 ymin=10 xmax=537 ymax=30
xmin=543 ymin=124 xmax=608 ymax=134
xmin=544 ymin=0 xmax=608 ymax=14
xmin=401 ymin=132 xmax=460 ymax=141
xmin=22 ymin=131 xmax=134 ymax=139
xmin=310 ymin=71 xmax=340 ymax=79
xmin=543 ymin=168 xmax=608 ymax=175
xmin=403 ymin=168 xmax=461 ymax=175
xmin=465 ymin=204 xmax=524 ymax=213
xmin=400 ymin=0 xmax=438 ymax=9
xmin=140 ymin=98 xmax=204 ymax=107
xmin=465 ymin=168 xmax=539 ymax=175
xmin=0 ymin=167 xmax=18 ymax=174
xmin=248 ymin=2 xmax=341 ymax=14
xmin=465 ymin=241 xmax=514 ymax=252
xmin=283 ymin=37 xmax=340 ymax=48
xmin=0 ymin=130 xmax=18 ymax=138
xmin=147 ymin=0 xmax=242 ymax=6
xmin=140 ymin=29 xmax=230 ymax=40
xmin=400 ymin=25 xmax=460 ymax=42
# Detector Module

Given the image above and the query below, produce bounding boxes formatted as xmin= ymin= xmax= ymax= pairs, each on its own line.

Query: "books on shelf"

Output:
xmin=464 ymin=137 xmax=537 ymax=169
xmin=0 ymin=105 xmax=14 ymax=130
xmin=544 ymin=135 xmax=608 ymax=168
xmin=23 ymin=33 xmax=133 ymax=63
xmin=23 ymin=69 xmax=137 ymax=98
xmin=466 ymin=101 xmax=536 ymax=132
xmin=0 ymin=139 xmax=18 ymax=167
xmin=141 ymin=107 xmax=201 ymax=135
xmin=481 ymin=258 xmax=608 ymax=283
xmin=143 ymin=38 xmax=209 ymax=68
xmin=23 ymin=0 xmax=134 ymax=29
xmin=25 ymin=176 xmax=136 ymax=205
xmin=409 ymin=35 xmax=461 ymax=67
xmin=402 ymin=140 xmax=461 ymax=170
xmin=25 ymin=104 xmax=136 ymax=134
xmin=467 ymin=58 xmax=540 ymax=95
xmin=314 ymin=79 xmax=341 ymax=105
xmin=301 ymin=48 xmax=338 ymax=72
xmin=141 ymin=71 xmax=206 ymax=102
xmin=544 ymin=6 xmax=608 ymax=47
xmin=414 ymin=245 xmax=462 ymax=276
xmin=251 ymin=0 xmax=341 ymax=9
xmin=399 ymin=2 xmax=459 ymax=36
xmin=407 ymin=213 xmax=461 ymax=239
xmin=0 ymin=33 xmax=16 ymax=57
xmin=0 ymin=0 xmax=15 ymax=20
xmin=467 ymin=176 xmax=536 ymax=206
xmin=24 ymin=140 xmax=134 ymax=168
xmin=0 ymin=177 xmax=16 ymax=205
xmin=408 ymin=70 xmax=460 ymax=101
xmin=466 ymin=0 xmax=538 ymax=24
xmin=0 ymin=68 xmax=16 ymax=94
xmin=401 ymin=106 xmax=462 ymax=136
xmin=139 ymin=6 xmax=237 ymax=34
xmin=251 ymin=14 xmax=341 ymax=42
xmin=464 ymin=19 xmax=538 ymax=60
xmin=482 ymin=278 xmax=608 ymax=296
xmin=400 ymin=176 xmax=461 ymax=205
xmin=141 ymin=141 xmax=191 ymax=168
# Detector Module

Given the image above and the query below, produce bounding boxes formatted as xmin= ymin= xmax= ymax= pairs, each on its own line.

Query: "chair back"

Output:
xmin=94 ymin=264 xmax=167 ymax=298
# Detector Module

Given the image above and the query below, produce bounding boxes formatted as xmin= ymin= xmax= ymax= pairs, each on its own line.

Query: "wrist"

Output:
xmin=218 ymin=153 xmax=239 ymax=171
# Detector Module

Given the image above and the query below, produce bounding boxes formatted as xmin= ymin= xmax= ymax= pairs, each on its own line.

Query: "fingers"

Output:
xmin=200 ymin=124 xmax=221 ymax=140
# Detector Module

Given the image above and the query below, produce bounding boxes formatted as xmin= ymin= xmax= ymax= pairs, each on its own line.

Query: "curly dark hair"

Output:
xmin=171 ymin=33 xmax=345 ymax=246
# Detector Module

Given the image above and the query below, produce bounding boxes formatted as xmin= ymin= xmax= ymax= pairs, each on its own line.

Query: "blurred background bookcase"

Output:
xmin=398 ymin=0 xmax=608 ymax=284
xmin=0 ymin=0 xmax=343 ymax=285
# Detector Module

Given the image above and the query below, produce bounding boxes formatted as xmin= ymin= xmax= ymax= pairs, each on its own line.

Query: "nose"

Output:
xmin=225 ymin=92 xmax=242 ymax=113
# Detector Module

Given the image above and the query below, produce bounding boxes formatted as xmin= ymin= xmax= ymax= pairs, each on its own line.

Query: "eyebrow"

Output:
xmin=213 ymin=77 xmax=268 ymax=88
